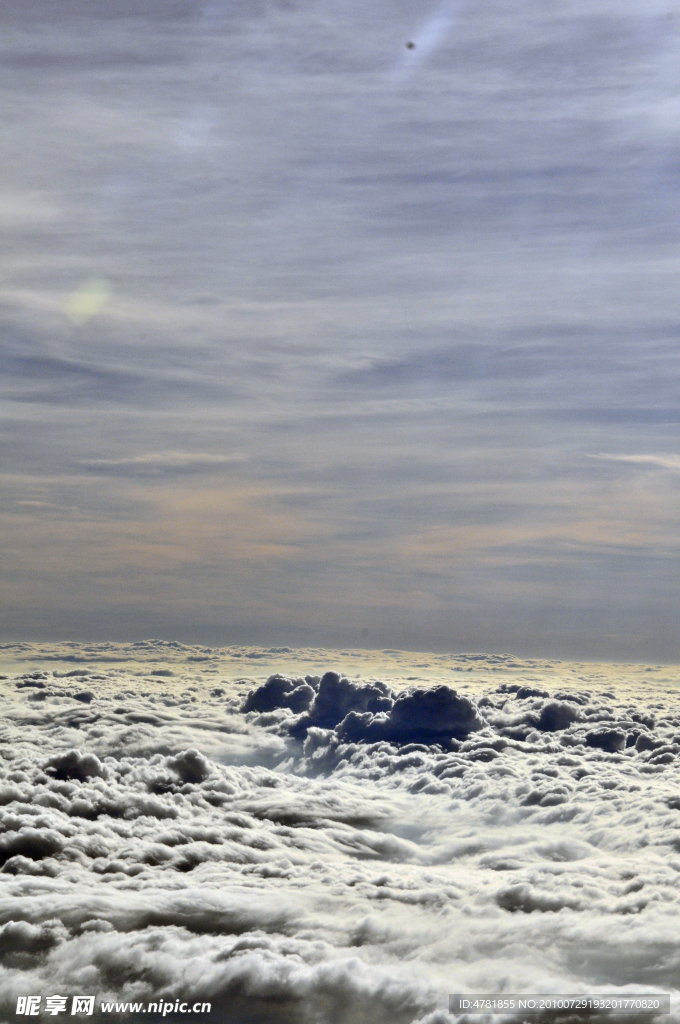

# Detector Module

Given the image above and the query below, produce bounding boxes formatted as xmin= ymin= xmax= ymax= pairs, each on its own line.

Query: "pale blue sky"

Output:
xmin=2 ymin=0 xmax=680 ymax=659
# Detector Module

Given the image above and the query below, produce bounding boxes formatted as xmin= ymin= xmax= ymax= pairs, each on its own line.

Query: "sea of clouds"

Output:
xmin=0 ymin=643 xmax=678 ymax=1023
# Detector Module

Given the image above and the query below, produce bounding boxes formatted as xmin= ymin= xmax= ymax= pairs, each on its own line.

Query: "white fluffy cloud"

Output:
xmin=0 ymin=650 xmax=677 ymax=1022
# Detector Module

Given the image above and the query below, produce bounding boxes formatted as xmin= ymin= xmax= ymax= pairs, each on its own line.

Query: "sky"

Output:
xmin=2 ymin=0 xmax=680 ymax=659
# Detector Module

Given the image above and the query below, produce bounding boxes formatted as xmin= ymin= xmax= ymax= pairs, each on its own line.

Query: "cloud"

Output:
xmin=242 ymin=671 xmax=484 ymax=749
xmin=390 ymin=2 xmax=458 ymax=83
xmin=589 ymin=454 xmax=680 ymax=472
xmin=3 ymin=0 xmax=680 ymax=657
xmin=77 ymin=452 xmax=247 ymax=477
xmin=0 ymin=191 xmax=63 ymax=227
xmin=43 ymin=749 xmax=109 ymax=782
xmin=0 ymin=345 xmax=243 ymax=409
xmin=0 ymin=657 xmax=676 ymax=1020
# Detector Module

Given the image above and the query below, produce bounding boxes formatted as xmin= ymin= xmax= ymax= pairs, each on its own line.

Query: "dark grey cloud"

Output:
xmin=0 ymin=342 xmax=245 ymax=408
xmin=255 ymin=671 xmax=486 ymax=746
xmin=0 ymin=351 xmax=145 ymax=403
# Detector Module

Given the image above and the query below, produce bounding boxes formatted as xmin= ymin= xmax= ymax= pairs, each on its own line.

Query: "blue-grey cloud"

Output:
xmin=2 ymin=0 xmax=680 ymax=657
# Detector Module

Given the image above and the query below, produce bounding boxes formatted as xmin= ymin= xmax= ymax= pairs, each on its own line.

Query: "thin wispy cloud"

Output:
xmin=78 ymin=452 xmax=247 ymax=476
xmin=589 ymin=454 xmax=680 ymax=471
xmin=1 ymin=0 xmax=680 ymax=658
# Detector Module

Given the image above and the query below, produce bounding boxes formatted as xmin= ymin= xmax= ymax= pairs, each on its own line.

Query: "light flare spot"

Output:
xmin=65 ymin=276 xmax=112 ymax=325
